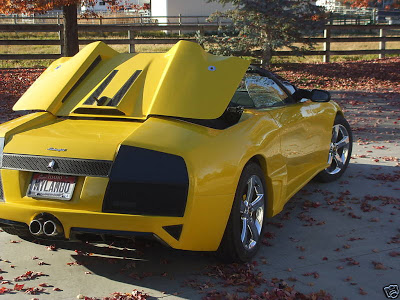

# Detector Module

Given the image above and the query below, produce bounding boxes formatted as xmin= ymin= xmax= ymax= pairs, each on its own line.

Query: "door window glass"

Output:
xmin=244 ymin=76 xmax=288 ymax=108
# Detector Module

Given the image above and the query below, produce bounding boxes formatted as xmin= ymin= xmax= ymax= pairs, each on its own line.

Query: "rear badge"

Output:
xmin=47 ymin=147 xmax=67 ymax=152
xmin=47 ymin=160 xmax=58 ymax=170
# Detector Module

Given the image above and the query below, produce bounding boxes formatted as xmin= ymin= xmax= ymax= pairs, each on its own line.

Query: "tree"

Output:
xmin=345 ymin=0 xmax=399 ymax=9
xmin=0 ymin=1 xmax=119 ymax=57
xmin=196 ymin=0 xmax=326 ymax=67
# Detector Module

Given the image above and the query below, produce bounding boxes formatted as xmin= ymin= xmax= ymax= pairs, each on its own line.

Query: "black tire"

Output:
xmin=315 ymin=114 xmax=353 ymax=183
xmin=1 ymin=226 xmax=30 ymax=237
xmin=217 ymin=162 xmax=267 ymax=263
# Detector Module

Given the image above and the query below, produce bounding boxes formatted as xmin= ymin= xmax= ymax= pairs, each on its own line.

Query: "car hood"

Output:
xmin=13 ymin=41 xmax=249 ymax=120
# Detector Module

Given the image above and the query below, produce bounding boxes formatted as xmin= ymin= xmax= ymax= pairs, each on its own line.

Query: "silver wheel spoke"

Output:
xmin=255 ymin=219 xmax=262 ymax=235
xmin=335 ymin=136 xmax=349 ymax=149
xmin=248 ymin=219 xmax=260 ymax=242
xmin=327 ymin=152 xmax=333 ymax=164
xmin=250 ymin=194 xmax=264 ymax=211
xmin=246 ymin=177 xmax=255 ymax=201
xmin=332 ymin=125 xmax=339 ymax=142
xmin=241 ymin=217 xmax=248 ymax=243
xmin=334 ymin=153 xmax=344 ymax=169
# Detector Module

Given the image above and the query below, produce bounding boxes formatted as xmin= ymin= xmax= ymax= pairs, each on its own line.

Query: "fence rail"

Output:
xmin=0 ymin=14 xmax=222 ymax=26
xmin=0 ymin=24 xmax=399 ymax=62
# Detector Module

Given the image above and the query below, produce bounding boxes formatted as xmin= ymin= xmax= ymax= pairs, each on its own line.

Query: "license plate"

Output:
xmin=27 ymin=173 xmax=77 ymax=200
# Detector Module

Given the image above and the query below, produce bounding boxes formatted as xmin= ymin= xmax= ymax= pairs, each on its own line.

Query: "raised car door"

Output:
xmin=244 ymin=75 xmax=331 ymax=201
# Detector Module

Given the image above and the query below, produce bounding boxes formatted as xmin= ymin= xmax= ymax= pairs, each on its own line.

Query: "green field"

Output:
xmin=0 ymin=31 xmax=399 ymax=68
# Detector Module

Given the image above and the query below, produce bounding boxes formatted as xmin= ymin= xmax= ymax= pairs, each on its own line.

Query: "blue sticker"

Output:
xmin=208 ymin=66 xmax=216 ymax=71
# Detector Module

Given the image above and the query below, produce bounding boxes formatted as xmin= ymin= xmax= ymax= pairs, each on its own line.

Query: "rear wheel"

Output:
xmin=315 ymin=114 xmax=353 ymax=183
xmin=217 ymin=162 xmax=267 ymax=263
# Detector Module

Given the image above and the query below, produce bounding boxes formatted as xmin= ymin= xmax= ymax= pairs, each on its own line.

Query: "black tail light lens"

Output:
xmin=102 ymin=146 xmax=189 ymax=217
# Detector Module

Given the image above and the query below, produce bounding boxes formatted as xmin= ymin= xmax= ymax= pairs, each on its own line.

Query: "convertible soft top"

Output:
xmin=14 ymin=41 xmax=249 ymax=120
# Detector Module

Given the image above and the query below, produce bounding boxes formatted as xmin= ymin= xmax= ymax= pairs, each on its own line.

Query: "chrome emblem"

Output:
xmin=47 ymin=160 xmax=57 ymax=170
xmin=47 ymin=147 xmax=67 ymax=152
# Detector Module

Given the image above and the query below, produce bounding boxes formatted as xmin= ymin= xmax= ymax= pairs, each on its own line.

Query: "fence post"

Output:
xmin=178 ymin=13 xmax=182 ymax=36
xmin=59 ymin=27 xmax=65 ymax=56
xmin=13 ymin=15 xmax=17 ymax=24
xmin=379 ymin=28 xmax=386 ymax=59
xmin=57 ymin=12 xmax=61 ymax=25
xmin=323 ymin=27 xmax=331 ymax=63
xmin=128 ymin=29 xmax=136 ymax=53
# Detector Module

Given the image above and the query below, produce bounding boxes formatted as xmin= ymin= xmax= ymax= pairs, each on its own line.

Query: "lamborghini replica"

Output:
xmin=0 ymin=41 xmax=352 ymax=262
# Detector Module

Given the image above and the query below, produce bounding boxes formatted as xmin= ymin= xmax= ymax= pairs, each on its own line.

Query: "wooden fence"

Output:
xmin=0 ymin=24 xmax=399 ymax=63
xmin=0 ymin=13 xmax=382 ymax=26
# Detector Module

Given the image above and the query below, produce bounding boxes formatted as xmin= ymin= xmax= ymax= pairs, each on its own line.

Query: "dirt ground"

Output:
xmin=0 ymin=75 xmax=399 ymax=299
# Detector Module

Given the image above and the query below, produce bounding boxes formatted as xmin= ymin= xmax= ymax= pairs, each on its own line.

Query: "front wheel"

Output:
xmin=315 ymin=114 xmax=353 ymax=183
xmin=217 ymin=162 xmax=267 ymax=263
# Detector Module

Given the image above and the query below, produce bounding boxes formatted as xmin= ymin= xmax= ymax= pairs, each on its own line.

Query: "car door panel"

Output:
xmin=267 ymin=101 xmax=336 ymax=200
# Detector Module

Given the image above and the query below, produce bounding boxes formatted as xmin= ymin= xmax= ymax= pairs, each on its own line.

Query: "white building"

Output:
xmin=81 ymin=0 xmax=149 ymax=12
xmin=151 ymin=0 xmax=232 ymax=23
xmin=316 ymin=0 xmax=345 ymax=11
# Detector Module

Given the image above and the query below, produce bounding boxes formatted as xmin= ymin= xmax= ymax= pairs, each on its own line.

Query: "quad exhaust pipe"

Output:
xmin=43 ymin=220 xmax=60 ymax=237
xmin=29 ymin=220 xmax=43 ymax=236
xmin=29 ymin=214 xmax=63 ymax=238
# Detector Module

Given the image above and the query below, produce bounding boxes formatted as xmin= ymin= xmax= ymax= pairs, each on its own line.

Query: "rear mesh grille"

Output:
xmin=2 ymin=154 xmax=112 ymax=177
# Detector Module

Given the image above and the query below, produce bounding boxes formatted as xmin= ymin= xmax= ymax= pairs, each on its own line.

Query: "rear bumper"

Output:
xmin=0 ymin=190 xmax=234 ymax=251
xmin=0 ymin=201 xmax=181 ymax=244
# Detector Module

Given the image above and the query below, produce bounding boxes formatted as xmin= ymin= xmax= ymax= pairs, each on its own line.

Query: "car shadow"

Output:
xmin=26 ymin=235 xmax=217 ymax=298
xmin=18 ymin=162 xmax=398 ymax=298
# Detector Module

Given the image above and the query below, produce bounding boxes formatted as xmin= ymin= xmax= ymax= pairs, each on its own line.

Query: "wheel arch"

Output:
xmin=336 ymin=110 xmax=344 ymax=117
xmin=247 ymin=154 xmax=275 ymax=218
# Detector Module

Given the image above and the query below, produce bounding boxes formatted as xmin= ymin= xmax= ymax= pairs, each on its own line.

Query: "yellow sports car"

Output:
xmin=0 ymin=41 xmax=352 ymax=262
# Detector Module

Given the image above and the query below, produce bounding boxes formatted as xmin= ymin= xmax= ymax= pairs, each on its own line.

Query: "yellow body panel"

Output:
xmin=4 ymin=118 xmax=142 ymax=161
xmin=14 ymin=41 xmax=249 ymax=120
xmin=13 ymin=42 xmax=119 ymax=113
xmin=0 ymin=42 xmax=342 ymax=251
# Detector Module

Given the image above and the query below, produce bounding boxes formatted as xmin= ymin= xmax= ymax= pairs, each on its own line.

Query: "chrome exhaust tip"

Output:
xmin=43 ymin=220 xmax=60 ymax=237
xmin=29 ymin=220 xmax=43 ymax=236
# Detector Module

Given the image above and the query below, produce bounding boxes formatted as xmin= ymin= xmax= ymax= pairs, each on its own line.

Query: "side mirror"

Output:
xmin=310 ymin=89 xmax=331 ymax=102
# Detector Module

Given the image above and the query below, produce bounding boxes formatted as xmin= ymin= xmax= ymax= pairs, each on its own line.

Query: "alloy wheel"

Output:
xmin=240 ymin=175 xmax=265 ymax=250
xmin=326 ymin=124 xmax=350 ymax=175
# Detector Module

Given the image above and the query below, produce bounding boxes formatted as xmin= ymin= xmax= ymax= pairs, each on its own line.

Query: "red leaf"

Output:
xmin=359 ymin=288 xmax=368 ymax=295
xmin=0 ymin=287 xmax=10 ymax=294
xmin=14 ymin=283 xmax=24 ymax=291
